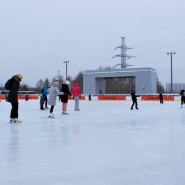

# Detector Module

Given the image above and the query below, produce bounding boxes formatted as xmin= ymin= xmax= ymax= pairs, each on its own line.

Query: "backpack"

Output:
xmin=5 ymin=78 xmax=13 ymax=90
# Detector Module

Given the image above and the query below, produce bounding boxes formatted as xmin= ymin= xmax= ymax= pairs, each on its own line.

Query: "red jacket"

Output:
xmin=72 ymin=83 xmax=81 ymax=97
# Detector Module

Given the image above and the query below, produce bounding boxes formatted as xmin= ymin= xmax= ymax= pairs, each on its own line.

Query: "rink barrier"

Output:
xmin=98 ymin=95 xmax=126 ymax=100
xmin=93 ymin=95 xmax=177 ymax=101
xmin=68 ymin=96 xmax=85 ymax=100
xmin=0 ymin=95 xmax=180 ymax=101
xmin=141 ymin=95 xmax=174 ymax=101
xmin=0 ymin=95 xmax=38 ymax=100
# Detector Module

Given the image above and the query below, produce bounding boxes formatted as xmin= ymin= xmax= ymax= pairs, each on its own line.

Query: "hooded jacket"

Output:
xmin=48 ymin=81 xmax=61 ymax=106
xmin=72 ymin=83 xmax=81 ymax=97
xmin=7 ymin=75 xmax=21 ymax=103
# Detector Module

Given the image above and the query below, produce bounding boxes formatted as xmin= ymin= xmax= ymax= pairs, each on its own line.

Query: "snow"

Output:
xmin=0 ymin=99 xmax=185 ymax=185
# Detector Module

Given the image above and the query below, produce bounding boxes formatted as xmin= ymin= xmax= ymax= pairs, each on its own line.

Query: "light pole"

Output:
xmin=63 ymin=61 xmax=69 ymax=80
xmin=167 ymin=52 xmax=175 ymax=93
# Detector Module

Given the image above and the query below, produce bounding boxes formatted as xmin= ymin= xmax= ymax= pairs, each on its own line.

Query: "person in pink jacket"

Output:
xmin=72 ymin=82 xmax=81 ymax=111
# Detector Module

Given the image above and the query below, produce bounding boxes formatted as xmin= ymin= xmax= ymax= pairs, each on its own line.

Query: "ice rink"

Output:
xmin=0 ymin=99 xmax=185 ymax=185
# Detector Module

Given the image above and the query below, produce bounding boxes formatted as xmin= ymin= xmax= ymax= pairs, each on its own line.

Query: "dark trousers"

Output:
xmin=44 ymin=96 xmax=48 ymax=108
xmin=181 ymin=97 xmax=185 ymax=105
xmin=10 ymin=102 xmax=18 ymax=119
xmin=160 ymin=99 xmax=163 ymax=104
xmin=131 ymin=100 xmax=138 ymax=109
xmin=50 ymin=105 xmax=54 ymax=113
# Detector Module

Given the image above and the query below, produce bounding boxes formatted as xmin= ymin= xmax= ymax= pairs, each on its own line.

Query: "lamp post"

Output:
xmin=63 ymin=61 xmax=69 ymax=80
xmin=167 ymin=52 xmax=175 ymax=93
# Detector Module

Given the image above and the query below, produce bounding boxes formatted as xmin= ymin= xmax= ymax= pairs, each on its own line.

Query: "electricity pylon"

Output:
xmin=112 ymin=37 xmax=134 ymax=68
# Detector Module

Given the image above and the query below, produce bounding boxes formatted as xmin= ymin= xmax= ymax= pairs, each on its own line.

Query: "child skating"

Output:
xmin=60 ymin=80 xmax=71 ymax=114
xmin=72 ymin=82 xmax=81 ymax=111
xmin=48 ymin=79 xmax=63 ymax=118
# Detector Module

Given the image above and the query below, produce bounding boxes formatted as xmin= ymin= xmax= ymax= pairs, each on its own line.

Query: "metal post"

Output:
xmin=63 ymin=61 xmax=69 ymax=80
xmin=167 ymin=52 xmax=175 ymax=93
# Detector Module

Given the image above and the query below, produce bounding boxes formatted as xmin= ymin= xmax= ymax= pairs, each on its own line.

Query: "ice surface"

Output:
xmin=0 ymin=99 xmax=185 ymax=185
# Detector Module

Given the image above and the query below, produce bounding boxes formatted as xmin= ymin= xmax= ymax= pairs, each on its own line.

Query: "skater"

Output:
xmin=60 ymin=80 xmax=71 ymax=114
xmin=40 ymin=94 xmax=45 ymax=110
xmin=88 ymin=94 xmax=91 ymax=101
xmin=180 ymin=89 xmax=185 ymax=108
xmin=159 ymin=93 xmax=163 ymax=104
xmin=5 ymin=74 xmax=23 ymax=122
xmin=130 ymin=89 xmax=139 ymax=110
xmin=42 ymin=85 xmax=49 ymax=109
xmin=48 ymin=79 xmax=63 ymax=118
xmin=25 ymin=92 xmax=29 ymax=101
xmin=72 ymin=82 xmax=81 ymax=111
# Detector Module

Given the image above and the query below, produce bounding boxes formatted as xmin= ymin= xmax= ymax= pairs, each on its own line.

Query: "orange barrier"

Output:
xmin=0 ymin=95 xmax=39 ymax=100
xmin=18 ymin=95 xmax=39 ymax=100
xmin=0 ymin=96 xmax=6 ymax=100
xmin=98 ymin=96 xmax=126 ymax=100
xmin=68 ymin=96 xmax=85 ymax=100
xmin=141 ymin=96 xmax=174 ymax=101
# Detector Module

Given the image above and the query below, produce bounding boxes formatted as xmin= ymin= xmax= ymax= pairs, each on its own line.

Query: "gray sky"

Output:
xmin=0 ymin=0 xmax=185 ymax=87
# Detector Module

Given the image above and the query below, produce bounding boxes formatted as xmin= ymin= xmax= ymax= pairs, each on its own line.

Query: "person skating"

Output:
xmin=5 ymin=74 xmax=23 ymax=122
xmin=48 ymin=79 xmax=63 ymax=118
xmin=25 ymin=92 xmax=29 ymax=101
xmin=42 ymin=85 xmax=49 ymax=109
xmin=40 ymin=94 xmax=45 ymax=110
xmin=130 ymin=89 xmax=139 ymax=110
xmin=180 ymin=89 xmax=185 ymax=108
xmin=159 ymin=93 xmax=163 ymax=104
xmin=60 ymin=80 xmax=71 ymax=114
xmin=72 ymin=82 xmax=81 ymax=111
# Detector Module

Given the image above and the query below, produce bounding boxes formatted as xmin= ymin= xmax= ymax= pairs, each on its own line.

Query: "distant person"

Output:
xmin=180 ymin=89 xmax=185 ymax=108
xmin=48 ymin=79 xmax=63 ymax=118
xmin=159 ymin=93 xmax=163 ymax=104
xmin=25 ymin=92 xmax=29 ymax=101
xmin=72 ymin=82 xmax=81 ymax=111
xmin=88 ymin=94 xmax=91 ymax=101
xmin=40 ymin=94 xmax=45 ymax=110
xmin=130 ymin=89 xmax=139 ymax=110
xmin=60 ymin=80 xmax=71 ymax=114
xmin=42 ymin=85 xmax=49 ymax=109
xmin=5 ymin=74 xmax=23 ymax=123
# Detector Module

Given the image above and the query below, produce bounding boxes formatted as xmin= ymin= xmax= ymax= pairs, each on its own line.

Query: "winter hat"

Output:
xmin=16 ymin=74 xmax=23 ymax=80
xmin=65 ymin=80 xmax=70 ymax=85
xmin=52 ymin=78 xmax=59 ymax=82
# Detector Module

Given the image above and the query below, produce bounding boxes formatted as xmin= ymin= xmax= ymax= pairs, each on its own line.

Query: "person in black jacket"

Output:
xmin=60 ymin=80 xmax=71 ymax=114
xmin=6 ymin=74 xmax=23 ymax=122
xmin=180 ymin=89 xmax=185 ymax=108
xmin=159 ymin=93 xmax=163 ymax=104
xmin=130 ymin=89 xmax=139 ymax=110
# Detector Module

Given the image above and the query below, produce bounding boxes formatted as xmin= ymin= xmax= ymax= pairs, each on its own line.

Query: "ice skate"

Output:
xmin=48 ymin=113 xmax=54 ymax=118
xmin=10 ymin=118 xmax=22 ymax=123
xmin=62 ymin=111 xmax=69 ymax=115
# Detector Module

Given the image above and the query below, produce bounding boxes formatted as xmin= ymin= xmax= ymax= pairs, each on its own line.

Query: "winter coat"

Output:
xmin=7 ymin=76 xmax=20 ymax=103
xmin=131 ymin=91 xmax=139 ymax=102
xmin=48 ymin=82 xmax=61 ymax=106
xmin=60 ymin=84 xmax=71 ymax=103
xmin=42 ymin=86 xmax=48 ymax=96
xmin=72 ymin=83 xmax=81 ymax=97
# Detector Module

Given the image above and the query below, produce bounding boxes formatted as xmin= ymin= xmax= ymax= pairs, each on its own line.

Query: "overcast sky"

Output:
xmin=0 ymin=0 xmax=185 ymax=87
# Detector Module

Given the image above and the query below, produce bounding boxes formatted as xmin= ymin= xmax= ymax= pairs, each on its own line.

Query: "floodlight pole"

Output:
xmin=63 ymin=61 xmax=69 ymax=80
xmin=167 ymin=52 xmax=175 ymax=93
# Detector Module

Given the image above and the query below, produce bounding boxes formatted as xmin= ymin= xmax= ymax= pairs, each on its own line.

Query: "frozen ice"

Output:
xmin=0 ymin=99 xmax=185 ymax=185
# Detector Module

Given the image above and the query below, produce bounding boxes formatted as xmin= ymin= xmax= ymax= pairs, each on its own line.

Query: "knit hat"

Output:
xmin=52 ymin=78 xmax=59 ymax=82
xmin=65 ymin=80 xmax=70 ymax=85
xmin=16 ymin=74 xmax=23 ymax=79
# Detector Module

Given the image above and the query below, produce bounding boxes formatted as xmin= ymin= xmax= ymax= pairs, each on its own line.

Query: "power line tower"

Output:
xmin=112 ymin=37 xmax=134 ymax=68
